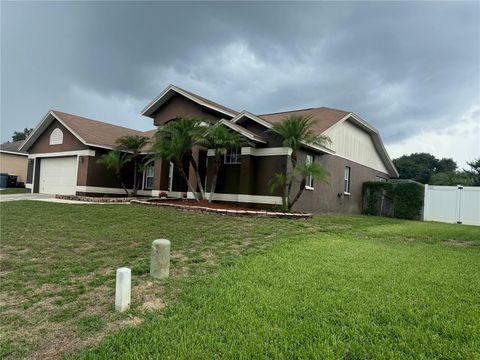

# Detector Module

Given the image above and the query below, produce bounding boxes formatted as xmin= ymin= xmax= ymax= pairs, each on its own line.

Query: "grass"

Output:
xmin=1 ymin=202 xmax=479 ymax=359
xmin=0 ymin=201 xmax=320 ymax=359
xmin=0 ymin=188 xmax=28 ymax=195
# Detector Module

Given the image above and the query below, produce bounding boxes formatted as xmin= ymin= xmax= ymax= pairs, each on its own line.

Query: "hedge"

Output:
xmin=362 ymin=181 xmax=424 ymax=220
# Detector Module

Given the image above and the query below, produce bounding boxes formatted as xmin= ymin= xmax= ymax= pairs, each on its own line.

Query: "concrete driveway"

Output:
xmin=0 ymin=193 xmax=55 ymax=202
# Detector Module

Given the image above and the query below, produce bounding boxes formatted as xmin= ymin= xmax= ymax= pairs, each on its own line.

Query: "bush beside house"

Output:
xmin=362 ymin=181 xmax=424 ymax=220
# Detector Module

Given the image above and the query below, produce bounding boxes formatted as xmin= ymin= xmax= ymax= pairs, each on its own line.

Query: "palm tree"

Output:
xmin=198 ymin=123 xmax=247 ymax=202
xmin=268 ymin=115 xmax=330 ymax=211
xmin=97 ymin=150 xmax=129 ymax=196
xmin=115 ymin=135 xmax=150 ymax=196
xmin=152 ymin=117 xmax=206 ymax=201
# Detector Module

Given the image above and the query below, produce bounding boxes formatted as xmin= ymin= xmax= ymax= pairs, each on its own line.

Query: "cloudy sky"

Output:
xmin=1 ymin=1 xmax=479 ymax=167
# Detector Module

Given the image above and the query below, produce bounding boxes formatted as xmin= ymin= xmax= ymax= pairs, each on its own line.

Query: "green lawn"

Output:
xmin=1 ymin=202 xmax=479 ymax=359
xmin=0 ymin=188 xmax=28 ymax=195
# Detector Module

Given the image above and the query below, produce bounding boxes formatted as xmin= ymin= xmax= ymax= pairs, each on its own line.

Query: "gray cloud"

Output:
xmin=1 ymin=1 xmax=479 ymax=161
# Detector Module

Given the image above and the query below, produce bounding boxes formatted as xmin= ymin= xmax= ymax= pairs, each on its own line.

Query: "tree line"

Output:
xmin=393 ymin=153 xmax=480 ymax=186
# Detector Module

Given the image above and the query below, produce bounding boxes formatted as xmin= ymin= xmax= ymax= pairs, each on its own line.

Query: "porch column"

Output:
xmin=153 ymin=159 xmax=162 ymax=191
xmin=239 ymin=147 xmax=254 ymax=195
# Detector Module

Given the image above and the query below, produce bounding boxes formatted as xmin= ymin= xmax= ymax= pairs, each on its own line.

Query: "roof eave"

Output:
xmin=219 ymin=119 xmax=267 ymax=144
xmin=142 ymin=84 xmax=237 ymax=119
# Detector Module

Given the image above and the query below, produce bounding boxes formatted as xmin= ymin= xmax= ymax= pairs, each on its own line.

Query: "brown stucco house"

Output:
xmin=21 ymin=84 xmax=398 ymax=213
xmin=0 ymin=141 xmax=28 ymax=184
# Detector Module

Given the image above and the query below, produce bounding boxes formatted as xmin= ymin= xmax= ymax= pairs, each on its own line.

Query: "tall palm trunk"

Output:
xmin=132 ymin=161 xmax=138 ymax=196
xmin=176 ymin=161 xmax=199 ymax=202
xmin=289 ymin=178 xmax=306 ymax=210
xmin=116 ymin=172 xmax=130 ymax=196
xmin=208 ymin=154 xmax=222 ymax=203
xmin=188 ymin=152 xmax=206 ymax=200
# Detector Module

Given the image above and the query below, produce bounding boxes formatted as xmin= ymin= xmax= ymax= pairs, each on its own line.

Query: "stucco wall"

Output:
xmin=152 ymin=94 xmax=224 ymax=126
xmin=0 ymin=153 xmax=28 ymax=183
xmin=292 ymin=151 xmax=390 ymax=214
xmin=29 ymin=120 xmax=87 ymax=154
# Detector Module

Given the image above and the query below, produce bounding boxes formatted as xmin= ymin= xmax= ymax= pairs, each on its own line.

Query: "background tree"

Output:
xmin=429 ymin=171 xmax=473 ymax=186
xmin=268 ymin=115 xmax=330 ymax=211
xmin=115 ymin=135 xmax=150 ymax=196
xmin=436 ymin=158 xmax=457 ymax=173
xmin=12 ymin=128 xmax=33 ymax=142
xmin=465 ymin=158 xmax=480 ymax=186
xmin=97 ymin=150 xmax=129 ymax=195
xmin=152 ymin=117 xmax=205 ymax=201
xmin=198 ymin=123 xmax=247 ymax=202
xmin=393 ymin=153 xmax=439 ymax=183
xmin=393 ymin=153 xmax=459 ymax=184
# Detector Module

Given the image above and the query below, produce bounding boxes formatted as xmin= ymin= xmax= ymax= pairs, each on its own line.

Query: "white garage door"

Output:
xmin=39 ymin=157 xmax=77 ymax=195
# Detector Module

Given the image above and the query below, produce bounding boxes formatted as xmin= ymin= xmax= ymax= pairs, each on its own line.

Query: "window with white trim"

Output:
xmin=375 ymin=176 xmax=387 ymax=182
xmin=344 ymin=166 xmax=351 ymax=194
xmin=224 ymin=148 xmax=241 ymax=164
xmin=306 ymin=154 xmax=314 ymax=189
xmin=143 ymin=165 xmax=154 ymax=190
xmin=49 ymin=128 xmax=64 ymax=145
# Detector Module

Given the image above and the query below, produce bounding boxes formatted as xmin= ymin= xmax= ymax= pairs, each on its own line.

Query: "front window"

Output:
xmin=144 ymin=165 xmax=154 ymax=190
xmin=375 ymin=176 xmax=387 ymax=182
xmin=344 ymin=166 xmax=351 ymax=194
xmin=306 ymin=154 xmax=314 ymax=189
xmin=224 ymin=148 xmax=241 ymax=164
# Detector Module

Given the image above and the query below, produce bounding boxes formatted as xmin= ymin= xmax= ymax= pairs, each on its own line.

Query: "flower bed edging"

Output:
xmin=130 ymin=199 xmax=312 ymax=220
xmin=55 ymin=195 xmax=144 ymax=203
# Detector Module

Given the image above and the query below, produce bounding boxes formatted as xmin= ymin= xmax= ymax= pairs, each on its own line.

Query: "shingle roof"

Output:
xmin=259 ymin=107 xmax=351 ymax=133
xmin=51 ymin=110 xmax=155 ymax=149
xmin=177 ymin=86 xmax=239 ymax=117
xmin=0 ymin=140 xmax=27 ymax=154
xmin=142 ymin=84 xmax=239 ymax=118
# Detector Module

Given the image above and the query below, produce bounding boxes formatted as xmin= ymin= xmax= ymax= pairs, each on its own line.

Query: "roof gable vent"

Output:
xmin=49 ymin=128 xmax=64 ymax=145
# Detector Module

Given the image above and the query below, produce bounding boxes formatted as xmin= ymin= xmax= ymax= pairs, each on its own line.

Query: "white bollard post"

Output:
xmin=115 ymin=267 xmax=131 ymax=312
xmin=150 ymin=239 xmax=171 ymax=279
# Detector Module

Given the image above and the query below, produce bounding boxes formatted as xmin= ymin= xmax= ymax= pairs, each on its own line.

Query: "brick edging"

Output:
xmin=130 ymin=199 xmax=312 ymax=219
xmin=55 ymin=195 xmax=137 ymax=203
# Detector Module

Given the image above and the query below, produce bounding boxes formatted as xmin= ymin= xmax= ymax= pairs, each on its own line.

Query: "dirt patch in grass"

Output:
xmin=444 ymin=239 xmax=479 ymax=247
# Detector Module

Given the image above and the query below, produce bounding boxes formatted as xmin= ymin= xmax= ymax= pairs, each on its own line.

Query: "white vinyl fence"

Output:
xmin=424 ymin=185 xmax=480 ymax=226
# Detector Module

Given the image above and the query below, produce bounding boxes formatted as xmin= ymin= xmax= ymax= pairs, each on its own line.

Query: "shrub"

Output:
xmin=363 ymin=181 xmax=424 ymax=220
xmin=393 ymin=182 xmax=425 ymax=220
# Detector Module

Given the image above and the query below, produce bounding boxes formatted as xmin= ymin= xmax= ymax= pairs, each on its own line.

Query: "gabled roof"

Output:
xmin=0 ymin=140 xmax=28 ymax=156
xmin=231 ymin=111 xmax=335 ymax=155
xmin=234 ymin=107 xmax=397 ymax=176
xmin=20 ymin=110 xmax=155 ymax=152
xmin=260 ymin=107 xmax=351 ymax=134
xmin=141 ymin=84 xmax=239 ymax=118
xmin=218 ymin=119 xmax=266 ymax=144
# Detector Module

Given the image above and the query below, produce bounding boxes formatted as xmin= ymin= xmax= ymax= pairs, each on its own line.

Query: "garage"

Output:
xmin=38 ymin=157 xmax=78 ymax=195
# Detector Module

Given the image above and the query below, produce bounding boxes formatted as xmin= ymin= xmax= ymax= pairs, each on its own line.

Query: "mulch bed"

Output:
xmin=131 ymin=199 xmax=312 ymax=219
xmin=55 ymin=195 xmax=312 ymax=219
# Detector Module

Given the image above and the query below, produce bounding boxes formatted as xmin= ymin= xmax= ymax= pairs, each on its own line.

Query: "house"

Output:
xmin=0 ymin=141 xmax=28 ymax=184
xmin=21 ymin=84 xmax=398 ymax=213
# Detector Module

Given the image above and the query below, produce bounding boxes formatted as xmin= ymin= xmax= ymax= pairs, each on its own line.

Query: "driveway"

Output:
xmin=0 ymin=193 xmax=55 ymax=202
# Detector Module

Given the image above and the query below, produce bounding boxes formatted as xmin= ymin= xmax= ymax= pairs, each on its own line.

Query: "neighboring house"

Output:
xmin=0 ymin=140 xmax=28 ymax=183
xmin=21 ymin=85 xmax=398 ymax=213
